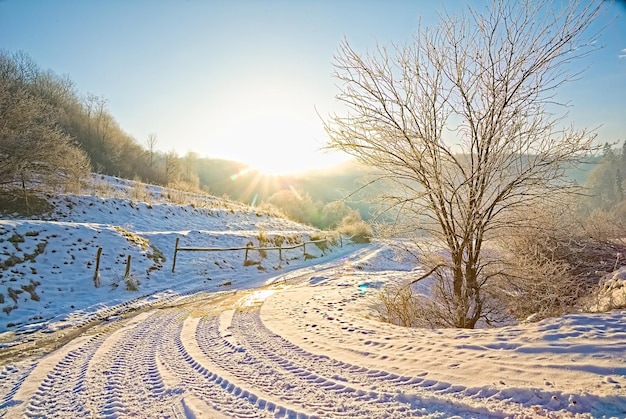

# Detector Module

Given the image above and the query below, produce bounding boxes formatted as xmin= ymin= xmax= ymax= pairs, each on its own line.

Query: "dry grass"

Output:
xmin=0 ymin=189 xmax=53 ymax=217
xmin=375 ymin=281 xmax=422 ymax=327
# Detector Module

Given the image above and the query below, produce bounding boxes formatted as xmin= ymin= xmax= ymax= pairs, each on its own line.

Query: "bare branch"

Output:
xmin=324 ymin=0 xmax=605 ymax=328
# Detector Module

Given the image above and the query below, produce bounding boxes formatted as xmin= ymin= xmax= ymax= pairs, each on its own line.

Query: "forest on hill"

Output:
xmin=1 ymin=49 xmax=624 ymax=231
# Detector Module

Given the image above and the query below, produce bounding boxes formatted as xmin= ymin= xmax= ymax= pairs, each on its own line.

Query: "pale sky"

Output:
xmin=1 ymin=0 xmax=625 ymax=175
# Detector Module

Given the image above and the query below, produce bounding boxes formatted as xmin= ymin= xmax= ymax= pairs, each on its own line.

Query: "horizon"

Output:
xmin=1 ymin=0 xmax=625 ymax=176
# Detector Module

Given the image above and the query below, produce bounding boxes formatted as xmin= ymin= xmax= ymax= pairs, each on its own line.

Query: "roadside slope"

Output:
xmin=0 ymin=178 xmax=346 ymax=337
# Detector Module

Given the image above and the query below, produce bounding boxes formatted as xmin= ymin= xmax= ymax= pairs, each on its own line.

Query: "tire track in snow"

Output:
xmin=2 ymin=247 xmax=599 ymax=419
xmin=200 ymin=307 xmax=521 ymax=418
xmin=231 ymin=304 xmax=581 ymax=417
xmin=23 ymin=335 xmax=104 ymax=418
xmin=81 ymin=311 xmax=183 ymax=418
xmin=0 ymin=361 xmax=37 ymax=412
xmin=157 ymin=312 xmax=279 ymax=418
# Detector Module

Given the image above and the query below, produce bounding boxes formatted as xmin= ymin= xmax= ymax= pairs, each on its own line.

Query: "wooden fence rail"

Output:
xmin=171 ymin=236 xmax=341 ymax=272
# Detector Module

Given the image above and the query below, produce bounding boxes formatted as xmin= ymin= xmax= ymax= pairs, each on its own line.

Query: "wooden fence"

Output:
xmin=171 ymin=235 xmax=342 ymax=272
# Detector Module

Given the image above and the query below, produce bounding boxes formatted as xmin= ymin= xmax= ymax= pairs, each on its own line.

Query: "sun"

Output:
xmin=200 ymin=77 xmax=345 ymax=176
xmin=221 ymin=112 xmax=329 ymax=176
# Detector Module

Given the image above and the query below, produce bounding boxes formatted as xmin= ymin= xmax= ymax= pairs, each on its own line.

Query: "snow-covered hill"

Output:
xmin=0 ymin=176 xmax=347 ymax=336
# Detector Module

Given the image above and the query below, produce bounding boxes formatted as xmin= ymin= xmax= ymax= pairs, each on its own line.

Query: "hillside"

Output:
xmin=0 ymin=175 xmax=347 ymax=336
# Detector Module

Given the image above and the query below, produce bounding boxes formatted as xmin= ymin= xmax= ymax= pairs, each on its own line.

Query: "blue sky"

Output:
xmin=1 ymin=0 xmax=625 ymax=174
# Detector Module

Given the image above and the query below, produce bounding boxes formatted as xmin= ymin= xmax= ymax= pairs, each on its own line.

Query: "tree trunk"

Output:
xmin=20 ymin=171 xmax=29 ymax=214
xmin=451 ymin=254 xmax=466 ymax=328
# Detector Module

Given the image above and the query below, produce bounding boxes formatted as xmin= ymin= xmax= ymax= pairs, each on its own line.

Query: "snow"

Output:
xmin=1 ymin=175 xmax=625 ymax=418
xmin=0 ymin=176 xmax=331 ymax=336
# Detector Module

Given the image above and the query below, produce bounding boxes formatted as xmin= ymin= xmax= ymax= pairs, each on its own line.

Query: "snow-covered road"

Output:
xmin=0 ymin=284 xmax=510 ymax=418
xmin=2 ymin=244 xmax=626 ymax=418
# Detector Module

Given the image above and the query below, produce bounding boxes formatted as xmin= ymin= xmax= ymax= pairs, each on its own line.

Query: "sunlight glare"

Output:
xmin=230 ymin=167 xmax=253 ymax=181
xmin=234 ymin=113 xmax=324 ymax=176
xmin=208 ymin=79 xmax=334 ymax=176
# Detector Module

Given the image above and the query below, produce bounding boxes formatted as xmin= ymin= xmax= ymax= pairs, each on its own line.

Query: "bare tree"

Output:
xmin=146 ymin=133 xmax=158 ymax=168
xmin=183 ymin=152 xmax=198 ymax=182
xmin=164 ymin=149 xmax=181 ymax=184
xmin=324 ymin=0 xmax=604 ymax=328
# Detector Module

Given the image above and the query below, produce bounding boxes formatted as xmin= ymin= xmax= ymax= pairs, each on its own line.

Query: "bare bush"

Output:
xmin=493 ymin=203 xmax=626 ymax=322
xmin=131 ymin=176 xmax=151 ymax=204
xmin=376 ymin=281 xmax=422 ymax=327
xmin=338 ymin=210 xmax=372 ymax=243
xmin=583 ymin=208 xmax=625 ymax=242
xmin=495 ymin=234 xmax=583 ymax=322
xmin=256 ymin=229 xmax=269 ymax=258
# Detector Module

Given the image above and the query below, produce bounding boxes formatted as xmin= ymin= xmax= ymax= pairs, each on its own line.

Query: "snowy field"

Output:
xmin=1 ymin=176 xmax=626 ymax=418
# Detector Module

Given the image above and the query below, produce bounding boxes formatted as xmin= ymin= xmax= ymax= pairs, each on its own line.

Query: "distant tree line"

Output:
xmin=580 ymin=142 xmax=626 ymax=219
xmin=258 ymin=188 xmax=370 ymax=240
xmin=0 ymin=50 xmax=235 ymax=193
xmin=0 ymin=50 xmax=372 ymax=229
xmin=1 ymin=50 xmax=159 ymax=188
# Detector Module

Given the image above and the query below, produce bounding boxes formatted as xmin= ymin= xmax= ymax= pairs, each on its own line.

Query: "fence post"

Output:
xmin=279 ymin=244 xmax=283 ymax=261
xmin=244 ymin=242 xmax=251 ymax=265
xmin=94 ymin=247 xmax=103 ymax=287
xmin=172 ymin=237 xmax=179 ymax=273
xmin=302 ymin=242 xmax=306 ymax=257
xmin=124 ymin=255 xmax=132 ymax=278
xmin=340 ymin=234 xmax=343 ymax=248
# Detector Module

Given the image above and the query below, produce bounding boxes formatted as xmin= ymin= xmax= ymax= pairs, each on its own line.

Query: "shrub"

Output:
xmin=338 ymin=210 xmax=372 ymax=243
xmin=256 ymin=230 xmax=269 ymax=258
xmin=494 ymin=204 xmax=626 ymax=322
xmin=492 ymin=232 xmax=584 ymax=322
xmin=376 ymin=281 xmax=422 ymax=327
